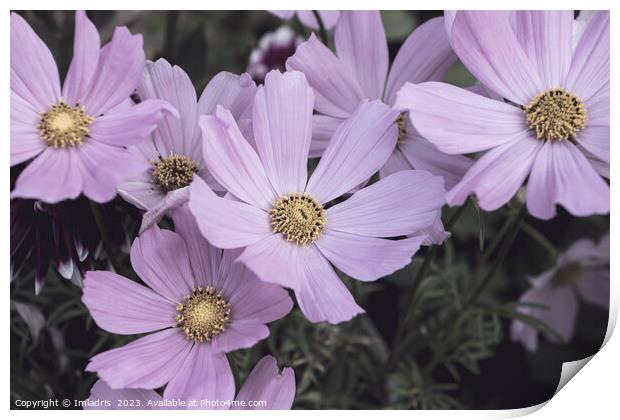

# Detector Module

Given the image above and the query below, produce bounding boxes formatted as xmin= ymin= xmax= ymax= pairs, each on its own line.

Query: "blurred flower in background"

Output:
xmin=247 ymin=26 xmax=302 ymax=84
xmin=511 ymin=234 xmax=610 ymax=352
xmin=269 ymin=10 xmax=340 ymax=30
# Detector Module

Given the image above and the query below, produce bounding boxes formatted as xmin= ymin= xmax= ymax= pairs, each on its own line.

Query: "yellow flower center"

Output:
xmin=269 ymin=193 xmax=326 ymax=245
xmin=38 ymin=100 xmax=93 ymax=148
xmin=524 ymin=88 xmax=587 ymax=141
xmin=551 ymin=261 xmax=583 ymax=288
xmin=176 ymin=286 xmax=231 ymax=343
xmin=396 ymin=112 xmax=408 ymax=145
xmin=151 ymin=154 xmax=199 ymax=192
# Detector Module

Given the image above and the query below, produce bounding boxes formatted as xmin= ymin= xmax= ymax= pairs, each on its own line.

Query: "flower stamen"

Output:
xmin=176 ymin=286 xmax=230 ymax=342
xmin=524 ymin=88 xmax=587 ymax=141
xmin=269 ymin=193 xmax=326 ymax=245
xmin=551 ymin=261 xmax=583 ymax=288
xmin=38 ymin=99 xmax=93 ymax=148
xmin=151 ymin=154 xmax=199 ymax=192
xmin=396 ymin=113 xmax=408 ymax=145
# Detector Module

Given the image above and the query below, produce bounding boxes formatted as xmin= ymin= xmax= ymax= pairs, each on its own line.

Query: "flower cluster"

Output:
xmin=10 ymin=10 xmax=609 ymax=410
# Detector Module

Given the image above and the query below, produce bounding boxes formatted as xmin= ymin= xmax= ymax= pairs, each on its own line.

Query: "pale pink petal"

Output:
xmin=317 ymin=230 xmax=426 ymax=281
xmin=170 ymin=204 xmax=220 ymax=287
xmin=82 ymin=270 xmax=176 ymax=335
xmin=451 ymin=11 xmax=544 ymax=104
xmin=310 ymin=114 xmax=343 ymax=158
xmin=379 ymin=148 xmax=411 ymax=178
xmin=188 ymin=177 xmax=272 ymax=249
xmin=211 ymin=321 xmax=269 ymax=354
xmin=295 ymin=245 xmax=364 ymax=324
xmin=10 ymin=13 xmax=60 ymax=110
xmin=129 ymin=225 xmax=194 ymax=302
xmin=416 ymin=216 xmax=451 ymax=246
xmin=576 ymin=269 xmax=609 ymax=308
xmin=565 ymin=11 xmax=609 ymax=102
xmin=577 ymin=125 xmax=609 ymax=170
xmin=515 ymin=11 xmax=573 ymax=88
xmin=516 ymin=285 xmax=578 ymax=345
xmin=384 ymin=16 xmax=456 ymax=105
xmin=77 ymin=140 xmax=149 ymax=203
xmin=220 ymin=251 xmax=293 ymax=324
xmin=11 ymin=148 xmax=83 ymax=204
xmin=447 ymin=134 xmax=542 ymax=210
xmin=139 ymin=187 xmax=191 ymax=233
xmin=399 ymin=131 xmax=473 ymax=190
xmin=86 ymin=328 xmax=192 ymax=389
xmin=234 ymin=356 xmax=295 ymax=410
xmin=199 ymin=109 xmax=276 ymax=210
xmin=63 ymin=11 xmax=100 ymax=104
xmin=306 ymin=100 xmax=399 ymax=203
xmin=396 ymin=82 xmax=528 ymax=154
xmin=89 ymin=99 xmax=177 ymax=147
xmin=269 ymin=10 xmax=295 ymax=20
xmin=85 ymin=380 xmax=162 ymax=410
xmin=11 ymin=91 xmax=45 ymax=165
xmin=297 ymin=10 xmax=340 ymax=30
xmin=252 ymin=71 xmax=313 ymax=195
xmin=318 ymin=11 xmax=340 ymax=29
xmin=198 ymin=71 xmax=257 ymax=120
xmin=327 ymin=170 xmax=444 ymax=237
xmin=561 ymin=238 xmax=599 ymax=263
xmin=138 ymin=59 xmax=198 ymax=157
xmin=286 ymin=33 xmax=366 ymax=118
xmin=82 ymin=27 xmax=145 ymax=115
xmin=511 ymin=318 xmax=539 ymax=352
xmin=163 ymin=344 xmax=235 ymax=407
xmin=236 ymin=234 xmax=302 ymax=290
xmin=335 ymin=11 xmax=388 ymax=100
xmin=584 ymin=84 xmax=609 ymax=127
xmin=526 ymin=140 xmax=609 ymax=220
xmin=118 ymin=167 xmax=165 ymax=212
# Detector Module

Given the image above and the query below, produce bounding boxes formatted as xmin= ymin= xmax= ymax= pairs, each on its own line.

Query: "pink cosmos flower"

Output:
xmin=188 ymin=70 xmax=446 ymax=324
xmin=286 ymin=11 xmax=471 ymax=190
xmin=11 ymin=11 xmax=173 ymax=204
xmin=270 ymin=10 xmax=340 ymax=30
xmin=82 ymin=205 xmax=292 ymax=401
xmin=511 ymin=234 xmax=609 ymax=352
xmin=85 ymin=355 xmax=295 ymax=410
xmin=118 ymin=58 xmax=257 ymax=230
xmin=396 ymin=11 xmax=610 ymax=219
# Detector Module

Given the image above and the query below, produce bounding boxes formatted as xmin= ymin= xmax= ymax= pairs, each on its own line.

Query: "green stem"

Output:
xmin=312 ymin=10 xmax=329 ymax=44
xmin=89 ymin=202 xmax=122 ymax=274
xmin=521 ymin=222 xmax=559 ymax=259
xmin=464 ymin=204 xmax=527 ymax=307
xmin=387 ymin=201 xmax=470 ymax=369
xmin=423 ymin=205 xmax=528 ymax=375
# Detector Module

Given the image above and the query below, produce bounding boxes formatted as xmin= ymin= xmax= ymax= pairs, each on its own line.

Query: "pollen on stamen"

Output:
xmin=396 ymin=112 xmax=408 ymax=145
xmin=524 ymin=88 xmax=587 ymax=141
xmin=176 ymin=286 xmax=231 ymax=343
xmin=551 ymin=261 xmax=583 ymax=288
xmin=269 ymin=193 xmax=326 ymax=246
xmin=37 ymin=99 xmax=93 ymax=148
xmin=151 ymin=154 xmax=199 ymax=192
